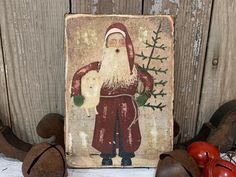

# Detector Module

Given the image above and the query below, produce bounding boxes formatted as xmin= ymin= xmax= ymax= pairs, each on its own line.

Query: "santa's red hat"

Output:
xmin=104 ymin=23 xmax=135 ymax=74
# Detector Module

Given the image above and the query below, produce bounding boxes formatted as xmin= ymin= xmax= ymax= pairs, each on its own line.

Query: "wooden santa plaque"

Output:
xmin=65 ymin=14 xmax=174 ymax=168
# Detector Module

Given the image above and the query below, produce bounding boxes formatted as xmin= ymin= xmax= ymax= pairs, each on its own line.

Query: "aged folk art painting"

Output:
xmin=65 ymin=15 xmax=174 ymax=168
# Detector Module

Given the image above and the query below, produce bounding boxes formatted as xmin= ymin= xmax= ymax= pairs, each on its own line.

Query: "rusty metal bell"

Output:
xmin=22 ymin=143 xmax=67 ymax=177
xmin=156 ymin=149 xmax=201 ymax=177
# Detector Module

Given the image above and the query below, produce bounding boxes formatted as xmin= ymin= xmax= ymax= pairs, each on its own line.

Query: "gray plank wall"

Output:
xmin=198 ymin=0 xmax=236 ymax=131
xmin=0 ymin=0 xmax=234 ymax=145
xmin=0 ymin=0 xmax=69 ymax=143
xmin=0 ymin=27 xmax=10 ymax=126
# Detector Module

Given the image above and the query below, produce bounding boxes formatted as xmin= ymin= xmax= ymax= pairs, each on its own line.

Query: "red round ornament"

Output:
xmin=204 ymin=159 xmax=236 ymax=177
xmin=187 ymin=141 xmax=220 ymax=168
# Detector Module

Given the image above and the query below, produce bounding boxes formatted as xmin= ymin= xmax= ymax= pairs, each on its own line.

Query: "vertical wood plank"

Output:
xmin=144 ymin=0 xmax=213 ymax=141
xmin=71 ymin=0 xmax=94 ymax=14
xmin=72 ymin=0 xmax=142 ymax=14
xmin=144 ymin=0 xmax=180 ymax=15
xmin=0 ymin=29 xmax=11 ymax=126
xmin=198 ymin=0 xmax=236 ymax=130
xmin=0 ymin=0 xmax=69 ymax=143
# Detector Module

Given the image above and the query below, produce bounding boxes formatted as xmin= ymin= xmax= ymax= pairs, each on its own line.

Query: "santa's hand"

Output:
xmin=135 ymin=95 xmax=148 ymax=107
xmin=73 ymin=95 xmax=85 ymax=107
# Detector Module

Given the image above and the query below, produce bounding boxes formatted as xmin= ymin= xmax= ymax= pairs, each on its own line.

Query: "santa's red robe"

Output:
xmin=71 ymin=61 xmax=153 ymax=153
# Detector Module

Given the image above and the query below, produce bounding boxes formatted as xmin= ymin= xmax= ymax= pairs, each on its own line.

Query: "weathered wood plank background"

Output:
xmin=0 ymin=0 xmax=69 ymax=142
xmin=0 ymin=26 xmax=11 ymax=126
xmin=0 ymin=0 xmax=235 ymax=147
xmin=198 ymin=0 xmax=236 ymax=131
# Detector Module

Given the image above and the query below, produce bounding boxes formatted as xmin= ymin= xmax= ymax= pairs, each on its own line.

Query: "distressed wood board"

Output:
xmin=0 ymin=29 xmax=10 ymax=126
xmin=198 ymin=0 xmax=236 ymax=129
xmin=71 ymin=0 xmax=142 ymax=14
xmin=0 ymin=0 xmax=69 ymax=143
xmin=65 ymin=14 xmax=174 ymax=168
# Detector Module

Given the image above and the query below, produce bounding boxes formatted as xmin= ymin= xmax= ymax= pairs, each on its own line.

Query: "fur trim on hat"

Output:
xmin=104 ymin=28 xmax=126 ymax=41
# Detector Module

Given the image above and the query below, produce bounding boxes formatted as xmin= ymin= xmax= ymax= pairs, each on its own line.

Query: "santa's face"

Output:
xmin=106 ymin=33 xmax=125 ymax=48
xmin=99 ymin=32 xmax=137 ymax=88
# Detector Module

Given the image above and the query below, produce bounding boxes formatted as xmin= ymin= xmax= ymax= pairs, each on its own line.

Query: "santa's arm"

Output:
xmin=71 ymin=61 xmax=100 ymax=97
xmin=136 ymin=64 xmax=154 ymax=98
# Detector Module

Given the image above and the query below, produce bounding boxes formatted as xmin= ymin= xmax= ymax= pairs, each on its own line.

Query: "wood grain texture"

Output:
xmin=144 ymin=0 xmax=180 ymax=15
xmin=72 ymin=0 xmax=142 ymax=14
xmin=0 ymin=27 xmax=11 ymax=126
xmin=198 ymin=0 xmax=236 ymax=130
xmin=0 ymin=0 xmax=69 ymax=143
xmin=144 ymin=0 xmax=213 ymax=141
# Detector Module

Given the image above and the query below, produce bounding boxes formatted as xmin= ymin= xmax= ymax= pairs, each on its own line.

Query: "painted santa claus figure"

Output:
xmin=71 ymin=22 xmax=154 ymax=166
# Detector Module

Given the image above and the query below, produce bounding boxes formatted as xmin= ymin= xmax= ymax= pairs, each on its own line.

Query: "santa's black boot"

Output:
xmin=102 ymin=157 xmax=113 ymax=166
xmin=121 ymin=157 xmax=132 ymax=166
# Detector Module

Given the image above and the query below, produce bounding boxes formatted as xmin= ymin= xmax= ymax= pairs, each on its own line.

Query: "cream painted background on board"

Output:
xmin=65 ymin=15 xmax=174 ymax=168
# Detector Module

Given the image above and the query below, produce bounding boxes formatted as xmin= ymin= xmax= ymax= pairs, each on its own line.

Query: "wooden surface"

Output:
xmin=0 ymin=25 xmax=11 ymax=126
xmin=144 ymin=0 xmax=213 ymax=141
xmin=0 ymin=0 xmax=69 ymax=143
xmin=71 ymin=0 xmax=142 ymax=14
xmin=198 ymin=0 xmax=236 ymax=130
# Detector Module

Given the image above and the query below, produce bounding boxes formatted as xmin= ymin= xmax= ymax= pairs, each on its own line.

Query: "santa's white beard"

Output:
xmin=99 ymin=47 xmax=137 ymax=88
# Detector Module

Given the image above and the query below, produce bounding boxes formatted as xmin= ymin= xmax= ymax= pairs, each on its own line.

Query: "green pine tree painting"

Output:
xmin=136 ymin=22 xmax=168 ymax=111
